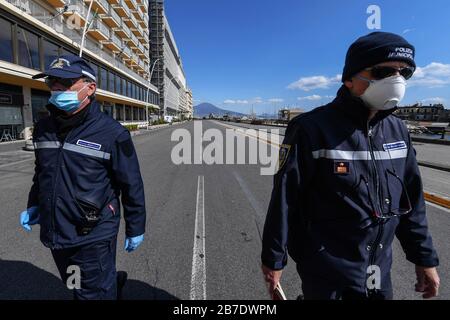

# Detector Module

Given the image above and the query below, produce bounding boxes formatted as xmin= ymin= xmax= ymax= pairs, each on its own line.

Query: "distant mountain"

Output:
xmin=258 ymin=113 xmax=278 ymax=119
xmin=194 ymin=103 xmax=247 ymax=118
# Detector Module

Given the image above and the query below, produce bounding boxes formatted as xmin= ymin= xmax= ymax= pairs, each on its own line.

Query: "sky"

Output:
xmin=165 ymin=0 xmax=450 ymax=114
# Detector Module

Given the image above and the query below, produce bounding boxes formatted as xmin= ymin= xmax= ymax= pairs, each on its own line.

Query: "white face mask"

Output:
xmin=357 ymin=75 xmax=407 ymax=111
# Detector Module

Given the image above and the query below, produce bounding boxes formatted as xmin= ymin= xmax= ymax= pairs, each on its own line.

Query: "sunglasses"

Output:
xmin=45 ymin=77 xmax=84 ymax=88
xmin=361 ymin=171 xmax=412 ymax=221
xmin=365 ymin=66 xmax=415 ymax=80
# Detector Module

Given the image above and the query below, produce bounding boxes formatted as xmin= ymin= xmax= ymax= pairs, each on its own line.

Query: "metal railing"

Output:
xmin=126 ymin=0 xmax=137 ymax=10
xmin=98 ymin=0 xmax=109 ymax=11
xmin=121 ymin=46 xmax=132 ymax=58
xmin=5 ymin=0 xmax=32 ymax=13
xmin=130 ymin=33 xmax=139 ymax=47
xmin=108 ymin=31 xmax=122 ymax=47
xmin=122 ymin=22 xmax=132 ymax=39
xmin=85 ymin=0 xmax=109 ymax=12
xmin=11 ymin=0 xmax=151 ymax=87
xmin=133 ymin=7 xmax=144 ymax=21
xmin=90 ymin=17 xmax=110 ymax=38
xmin=137 ymin=41 xmax=145 ymax=53
xmin=122 ymin=0 xmax=131 ymax=16
xmin=66 ymin=0 xmax=88 ymax=17
xmin=105 ymin=2 xmax=121 ymax=25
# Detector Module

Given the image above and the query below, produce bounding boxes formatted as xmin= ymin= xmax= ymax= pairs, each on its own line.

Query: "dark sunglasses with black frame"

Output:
xmin=365 ymin=65 xmax=415 ymax=80
xmin=45 ymin=76 xmax=93 ymax=88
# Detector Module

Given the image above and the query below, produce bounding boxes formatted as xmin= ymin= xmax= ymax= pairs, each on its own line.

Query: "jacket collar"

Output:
xmin=332 ymin=85 xmax=397 ymax=129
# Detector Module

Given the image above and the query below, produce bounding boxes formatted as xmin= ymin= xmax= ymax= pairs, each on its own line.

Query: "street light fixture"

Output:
xmin=145 ymin=58 xmax=161 ymax=129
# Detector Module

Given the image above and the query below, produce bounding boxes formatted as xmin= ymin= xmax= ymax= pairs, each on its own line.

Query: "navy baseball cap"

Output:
xmin=32 ymin=54 xmax=97 ymax=81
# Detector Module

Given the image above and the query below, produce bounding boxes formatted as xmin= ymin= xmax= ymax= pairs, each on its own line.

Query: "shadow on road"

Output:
xmin=0 ymin=259 xmax=180 ymax=300
xmin=0 ymin=259 xmax=72 ymax=299
xmin=122 ymin=278 xmax=180 ymax=300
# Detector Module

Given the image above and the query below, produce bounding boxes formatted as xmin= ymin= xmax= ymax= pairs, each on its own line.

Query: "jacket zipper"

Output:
xmin=367 ymin=123 xmax=383 ymax=215
xmin=366 ymin=121 xmax=385 ymax=295
xmin=50 ymin=129 xmax=75 ymax=247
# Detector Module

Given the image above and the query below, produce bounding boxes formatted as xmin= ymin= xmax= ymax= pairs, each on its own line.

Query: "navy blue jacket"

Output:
xmin=27 ymin=101 xmax=146 ymax=249
xmin=262 ymin=86 xmax=439 ymax=292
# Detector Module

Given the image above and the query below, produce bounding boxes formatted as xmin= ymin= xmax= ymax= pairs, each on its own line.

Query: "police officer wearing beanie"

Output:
xmin=261 ymin=32 xmax=440 ymax=300
xmin=19 ymin=55 xmax=147 ymax=299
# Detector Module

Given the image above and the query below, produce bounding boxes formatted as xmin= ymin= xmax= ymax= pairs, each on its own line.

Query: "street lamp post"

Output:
xmin=145 ymin=58 xmax=161 ymax=129
xmin=164 ymin=75 xmax=178 ymax=119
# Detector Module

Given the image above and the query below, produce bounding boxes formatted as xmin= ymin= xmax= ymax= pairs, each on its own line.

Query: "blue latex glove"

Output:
xmin=124 ymin=234 xmax=144 ymax=252
xmin=20 ymin=206 xmax=39 ymax=232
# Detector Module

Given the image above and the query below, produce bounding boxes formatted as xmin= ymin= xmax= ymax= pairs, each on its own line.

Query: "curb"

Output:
xmin=418 ymin=161 xmax=450 ymax=172
xmin=424 ymin=192 xmax=450 ymax=209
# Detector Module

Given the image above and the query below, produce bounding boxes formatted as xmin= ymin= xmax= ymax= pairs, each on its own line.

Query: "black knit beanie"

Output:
xmin=342 ymin=31 xmax=416 ymax=82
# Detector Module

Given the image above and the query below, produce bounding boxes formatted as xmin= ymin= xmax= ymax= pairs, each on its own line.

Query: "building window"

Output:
xmin=109 ymin=72 xmax=115 ymax=93
xmin=116 ymin=75 xmax=121 ymax=95
xmin=133 ymin=107 xmax=139 ymax=120
xmin=0 ymin=17 xmax=13 ymax=63
xmin=122 ymin=78 xmax=127 ymax=96
xmin=103 ymin=104 xmax=113 ymax=117
xmin=125 ymin=105 xmax=131 ymax=120
xmin=127 ymin=81 xmax=132 ymax=98
xmin=43 ymin=40 xmax=60 ymax=69
xmin=100 ymin=67 xmax=107 ymax=91
xmin=17 ymin=27 xmax=40 ymax=70
xmin=115 ymin=104 xmax=123 ymax=121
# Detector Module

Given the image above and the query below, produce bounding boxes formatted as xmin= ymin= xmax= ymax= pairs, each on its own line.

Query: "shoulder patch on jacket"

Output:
xmin=278 ymin=144 xmax=291 ymax=172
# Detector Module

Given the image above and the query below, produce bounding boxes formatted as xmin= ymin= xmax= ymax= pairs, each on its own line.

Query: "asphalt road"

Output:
xmin=0 ymin=120 xmax=448 ymax=300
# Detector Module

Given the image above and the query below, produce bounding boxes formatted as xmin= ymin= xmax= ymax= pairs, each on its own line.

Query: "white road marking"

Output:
xmin=190 ymin=175 xmax=206 ymax=300
xmin=0 ymin=157 xmax=34 ymax=169
xmin=426 ymin=201 xmax=450 ymax=213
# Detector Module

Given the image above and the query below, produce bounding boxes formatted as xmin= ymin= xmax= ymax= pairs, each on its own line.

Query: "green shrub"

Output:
xmin=123 ymin=124 xmax=139 ymax=132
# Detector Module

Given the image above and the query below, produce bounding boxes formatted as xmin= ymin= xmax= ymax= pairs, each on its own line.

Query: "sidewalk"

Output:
xmin=0 ymin=121 xmax=190 ymax=167
xmin=413 ymin=142 xmax=450 ymax=171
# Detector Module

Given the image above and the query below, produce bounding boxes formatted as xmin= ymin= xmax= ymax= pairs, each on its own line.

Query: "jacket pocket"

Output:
xmin=74 ymin=197 xmax=102 ymax=228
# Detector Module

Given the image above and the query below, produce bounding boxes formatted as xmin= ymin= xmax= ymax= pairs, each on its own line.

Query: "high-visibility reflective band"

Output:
xmin=33 ymin=141 xmax=61 ymax=149
xmin=312 ymin=149 xmax=408 ymax=161
xmin=63 ymin=143 xmax=111 ymax=160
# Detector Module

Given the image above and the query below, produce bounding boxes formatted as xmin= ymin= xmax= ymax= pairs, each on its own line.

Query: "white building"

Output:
xmin=0 ymin=0 xmax=159 ymax=143
xmin=149 ymin=0 xmax=189 ymax=119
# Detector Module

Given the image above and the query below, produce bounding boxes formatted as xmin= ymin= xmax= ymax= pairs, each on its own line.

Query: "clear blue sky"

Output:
xmin=165 ymin=0 xmax=450 ymax=114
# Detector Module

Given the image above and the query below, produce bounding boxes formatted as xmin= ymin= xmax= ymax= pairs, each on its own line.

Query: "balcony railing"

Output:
xmin=100 ymin=3 xmax=121 ymax=28
xmin=101 ymin=32 xmax=122 ymax=53
xmin=30 ymin=4 xmax=151 ymax=89
xmin=124 ymin=0 xmax=137 ymax=11
xmin=63 ymin=0 xmax=88 ymax=28
xmin=132 ymin=7 xmax=144 ymax=22
xmin=129 ymin=33 xmax=139 ymax=48
xmin=43 ymin=0 xmax=66 ymax=8
xmin=122 ymin=22 xmax=132 ymax=39
xmin=120 ymin=46 xmax=132 ymax=59
xmin=83 ymin=0 xmax=108 ymax=15
xmin=5 ymin=0 xmax=33 ymax=13
xmin=138 ymin=0 xmax=147 ymax=13
xmin=112 ymin=0 xmax=131 ymax=18
xmin=88 ymin=17 xmax=110 ymax=41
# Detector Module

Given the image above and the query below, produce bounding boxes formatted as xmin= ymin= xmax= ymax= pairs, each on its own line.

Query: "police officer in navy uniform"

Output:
xmin=19 ymin=55 xmax=147 ymax=300
xmin=261 ymin=32 xmax=440 ymax=300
